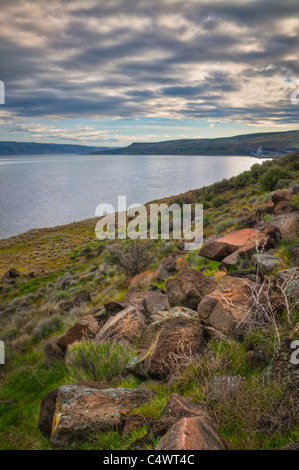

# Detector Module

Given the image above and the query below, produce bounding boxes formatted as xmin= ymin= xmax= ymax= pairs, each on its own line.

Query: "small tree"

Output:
xmin=106 ymin=240 xmax=156 ymax=277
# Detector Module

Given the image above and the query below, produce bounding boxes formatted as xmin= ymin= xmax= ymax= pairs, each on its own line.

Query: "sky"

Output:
xmin=0 ymin=0 xmax=298 ymax=147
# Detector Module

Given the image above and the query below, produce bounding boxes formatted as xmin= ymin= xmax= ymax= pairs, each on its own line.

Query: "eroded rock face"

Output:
xmin=271 ymin=190 xmax=292 ymax=205
xmin=166 ymin=269 xmax=217 ymax=310
xmin=198 ymin=229 xmax=261 ymax=261
xmin=197 ymin=277 xmax=253 ymax=336
xmin=47 ymin=385 xmax=152 ymax=449
xmin=155 ymin=416 xmax=227 ymax=451
xmin=95 ymin=305 xmax=146 ymax=347
xmin=125 ymin=288 xmax=169 ymax=321
xmin=56 ymin=313 xmax=100 ymax=354
xmin=127 ymin=307 xmax=205 ymax=380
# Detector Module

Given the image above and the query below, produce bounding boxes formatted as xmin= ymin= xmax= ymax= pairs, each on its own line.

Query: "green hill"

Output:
xmin=91 ymin=130 xmax=299 ymax=156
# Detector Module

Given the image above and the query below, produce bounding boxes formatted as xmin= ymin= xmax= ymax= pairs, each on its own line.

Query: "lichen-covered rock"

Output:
xmin=197 ymin=276 xmax=253 ymax=336
xmin=47 ymin=385 xmax=152 ymax=449
xmin=166 ymin=269 xmax=217 ymax=310
xmin=127 ymin=307 xmax=205 ymax=380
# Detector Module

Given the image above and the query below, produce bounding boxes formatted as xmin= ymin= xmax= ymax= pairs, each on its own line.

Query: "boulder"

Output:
xmin=254 ymin=212 xmax=299 ymax=241
xmin=47 ymin=385 xmax=152 ymax=449
xmin=271 ymin=190 xmax=292 ymax=204
xmin=155 ymin=416 xmax=226 ymax=451
xmin=1 ymin=268 xmax=20 ymax=284
xmin=166 ymin=269 xmax=217 ymax=310
xmin=199 ymin=229 xmax=261 ymax=261
xmin=263 ymin=337 xmax=299 ymax=386
xmin=289 ymin=245 xmax=299 ymax=267
xmin=127 ymin=307 xmax=205 ymax=380
xmin=95 ymin=305 xmax=146 ymax=346
xmin=56 ymin=313 xmax=100 ymax=354
xmin=197 ymin=276 xmax=253 ymax=336
xmin=156 ymin=255 xmax=179 ymax=280
xmin=59 ymin=290 xmax=91 ymax=313
xmin=219 ymin=250 xmax=240 ymax=269
xmin=251 ymin=254 xmax=283 ymax=275
xmin=125 ymin=288 xmax=169 ymax=320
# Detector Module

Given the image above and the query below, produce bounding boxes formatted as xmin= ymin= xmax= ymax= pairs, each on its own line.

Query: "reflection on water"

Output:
xmin=0 ymin=153 xmax=268 ymax=239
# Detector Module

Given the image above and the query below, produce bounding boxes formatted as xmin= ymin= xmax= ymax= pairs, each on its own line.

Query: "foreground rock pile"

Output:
xmin=39 ymin=190 xmax=299 ymax=450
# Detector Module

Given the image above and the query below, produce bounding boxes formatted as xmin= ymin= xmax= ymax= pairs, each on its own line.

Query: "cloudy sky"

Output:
xmin=0 ymin=0 xmax=298 ymax=147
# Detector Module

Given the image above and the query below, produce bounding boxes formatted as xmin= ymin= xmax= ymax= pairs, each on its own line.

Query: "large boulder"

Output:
xmin=254 ymin=212 xmax=299 ymax=241
xmin=56 ymin=313 xmax=100 ymax=354
xmin=95 ymin=305 xmax=146 ymax=347
xmin=45 ymin=385 xmax=152 ymax=449
xmin=197 ymin=276 xmax=253 ymax=336
xmin=127 ymin=307 xmax=206 ymax=380
xmin=155 ymin=416 xmax=226 ymax=450
xmin=166 ymin=269 xmax=217 ymax=310
xmin=199 ymin=229 xmax=261 ymax=261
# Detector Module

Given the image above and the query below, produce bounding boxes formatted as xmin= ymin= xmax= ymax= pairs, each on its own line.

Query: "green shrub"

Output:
xmin=260 ymin=167 xmax=293 ymax=191
xmin=66 ymin=342 xmax=134 ymax=382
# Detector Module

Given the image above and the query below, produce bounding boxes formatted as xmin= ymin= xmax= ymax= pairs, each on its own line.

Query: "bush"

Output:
xmin=211 ymin=196 xmax=224 ymax=208
xmin=260 ymin=167 xmax=293 ymax=191
xmin=32 ymin=315 xmax=64 ymax=342
xmin=66 ymin=342 xmax=134 ymax=382
xmin=106 ymin=240 xmax=155 ymax=277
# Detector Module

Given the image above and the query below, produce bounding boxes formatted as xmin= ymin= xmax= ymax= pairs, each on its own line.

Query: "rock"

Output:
xmin=219 ymin=250 xmax=240 ymax=269
xmin=156 ymin=255 xmax=179 ymax=280
xmin=289 ymin=245 xmax=299 ymax=266
xmin=166 ymin=269 xmax=217 ymax=310
xmin=46 ymin=385 xmax=152 ymax=449
xmin=119 ymin=414 xmax=150 ymax=437
xmin=252 ymin=254 xmax=283 ymax=275
xmin=39 ymin=389 xmax=59 ymax=438
xmin=59 ymin=290 xmax=91 ymax=313
xmin=271 ymin=190 xmax=292 ymax=204
xmin=56 ymin=313 xmax=100 ymax=354
xmin=273 ymin=201 xmax=297 ymax=216
xmin=244 ymin=345 xmax=271 ymax=368
xmin=43 ymin=335 xmax=66 ymax=360
xmin=155 ymin=416 xmax=226 ymax=450
xmin=254 ymin=212 xmax=299 ymax=241
xmin=127 ymin=307 xmax=205 ymax=380
xmin=1 ymin=268 xmax=20 ymax=284
xmin=125 ymin=288 xmax=169 ymax=320
xmin=280 ymin=442 xmax=299 ymax=450
xmin=199 ymin=229 xmax=261 ymax=261
xmin=159 ymin=393 xmax=209 ymax=428
xmin=205 ymin=375 xmax=245 ymax=401
xmin=197 ymin=276 xmax=253 ymax=336
xmin=95 ymin=305 xmax=146 ymax=346
xmin=238 ymin=229 xmax=276 ymax=257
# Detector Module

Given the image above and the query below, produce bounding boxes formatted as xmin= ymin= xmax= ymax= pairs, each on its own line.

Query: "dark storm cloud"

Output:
xmin=0 ymin=0 xmax=298 ymax=124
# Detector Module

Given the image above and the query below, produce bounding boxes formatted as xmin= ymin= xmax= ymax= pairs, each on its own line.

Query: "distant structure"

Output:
xmin=251 ymin=145 xmax=264 ymax=158
xmin=257 ymin=145 xmax=263 ymax=157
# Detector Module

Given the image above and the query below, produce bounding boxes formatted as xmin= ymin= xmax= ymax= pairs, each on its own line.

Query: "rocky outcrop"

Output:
xmin=166 ymin=269 xmax=217 ymax=310
xmin=127 ymin=307 xmax=205 ymax=380
xmin=197 ymin=276 xmax=253 ymax=336
xmin=199 ymin=229 xmax=262 ymax=261
xmin=41 ymin=385 xmax=152 ymax=449
xmin=1 ymin=268 xmax=20 ymax=284
xmin=125 ymin=288 xmax=169 ymax=321
xmin=254 ymin=212 xmax=299 ymax=241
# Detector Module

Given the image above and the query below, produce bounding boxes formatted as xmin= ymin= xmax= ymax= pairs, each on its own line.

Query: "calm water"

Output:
xmin=0 ymin=154 xmax=267 ymax=240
